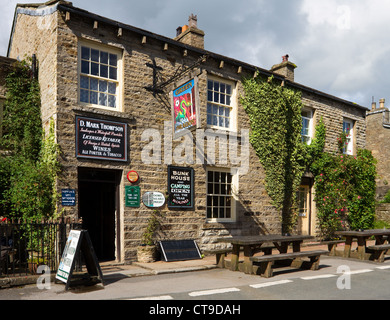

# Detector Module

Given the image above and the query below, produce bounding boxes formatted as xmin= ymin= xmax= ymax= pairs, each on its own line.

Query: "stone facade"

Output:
xmin=366 ymin=100 xmax=390 ymax=199
xmin=6 ymin=1 xmax=368 ymax=263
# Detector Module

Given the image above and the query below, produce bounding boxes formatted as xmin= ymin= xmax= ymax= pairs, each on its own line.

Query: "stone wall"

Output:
xmin=7 ymin=2 xmax=368 ymax=262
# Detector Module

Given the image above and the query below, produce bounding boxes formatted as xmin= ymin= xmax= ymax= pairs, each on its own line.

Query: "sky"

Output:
xmin=1 ymin=0 xmax=389 ymax=109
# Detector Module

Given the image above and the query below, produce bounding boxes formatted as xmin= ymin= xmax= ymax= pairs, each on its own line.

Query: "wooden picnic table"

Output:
xmin=335 ymin=229 xmax=390 ymax=262
xmin=217 ymin=234 xmax=315 ymax=274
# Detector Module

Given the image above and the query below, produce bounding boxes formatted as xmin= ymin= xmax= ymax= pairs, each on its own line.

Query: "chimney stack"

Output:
xmin=174 ymin=14 xmax=205 ymax=49
xmin=380 ymin=98 xmax=386 ymax=109
xmin=270 ymin=55 xmax=297 ymax=82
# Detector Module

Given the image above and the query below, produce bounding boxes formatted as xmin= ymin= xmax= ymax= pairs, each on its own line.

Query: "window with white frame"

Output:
xmin=206 ymin=168 xmax=236 ymax=221
xmin=79 ymin=43 xmax=121 ymax=110
xmin=343 ymin=118 xmax=354 ymax=155
xmin=301 ymin=109 xmax=313 ymax=145
xmin=207 ymin=78 xmax=235 ymax=130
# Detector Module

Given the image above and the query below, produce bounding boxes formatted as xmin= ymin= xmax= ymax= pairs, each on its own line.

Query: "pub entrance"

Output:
xmin=78 ymin=168 xmax=121 ymax=261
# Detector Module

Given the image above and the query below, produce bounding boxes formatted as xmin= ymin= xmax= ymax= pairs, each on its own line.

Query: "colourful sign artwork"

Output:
xmin=172 ymin=78 xmax=198 ymax=136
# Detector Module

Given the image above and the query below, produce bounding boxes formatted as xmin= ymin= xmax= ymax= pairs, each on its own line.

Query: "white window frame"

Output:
xmin=78 ymin=41 xmax=123 ymax=111
xmin=206 ymin=167 xmax=238 ymax=222
xmin=301 ymin=108 xmax=313 ymax=145
xmin=206 ymin=76 xmax=237 ymax=132
xmin=343 ymin=118 xmax=354 ymax=155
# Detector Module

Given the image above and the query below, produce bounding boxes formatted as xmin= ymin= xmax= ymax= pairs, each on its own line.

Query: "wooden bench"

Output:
xmin=203 ymin=249 xmax=232 ymax=268
xmin=366 ymin=244 xmax=390 ymax=262
xmin=250 ymin=250 xmax=329 ymax=278
xmin=320 ymin=240 xmax=345 ymax=256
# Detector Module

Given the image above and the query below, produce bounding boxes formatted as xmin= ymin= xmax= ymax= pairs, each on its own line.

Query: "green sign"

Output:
xmin=125 ymin=186 xmax=140 ymax=207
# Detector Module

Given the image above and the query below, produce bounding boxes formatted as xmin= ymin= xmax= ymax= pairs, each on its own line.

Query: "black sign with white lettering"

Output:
xmin=167 ymin=166 xmax=194 ymax=209
xmin=76 ymin=116 xmax=127 ymax=162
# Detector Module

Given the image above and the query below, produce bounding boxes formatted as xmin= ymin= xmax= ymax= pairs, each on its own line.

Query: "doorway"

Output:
xmin=297 ymin=177 xmax=314 ymax=235
xmin=78 ymin=168 xmax=121 ymax=261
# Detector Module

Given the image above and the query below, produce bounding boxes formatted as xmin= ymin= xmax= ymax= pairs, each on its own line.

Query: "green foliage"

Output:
xmin=311 ymin=149 xmax=376 ymax=238
xmin=141 ymin=210 xmax=164 ymax=246
xmin=241 ymin=75 xmax=305 ymax=233
xmin=0 ymin=59 xmax=60 ymax=221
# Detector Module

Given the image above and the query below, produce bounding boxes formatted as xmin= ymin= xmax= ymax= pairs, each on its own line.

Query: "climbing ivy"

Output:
xmin=0 ymin=59 xmax=60 ymax=220
xmin=241 ymin=75 xmax=305 ymax=233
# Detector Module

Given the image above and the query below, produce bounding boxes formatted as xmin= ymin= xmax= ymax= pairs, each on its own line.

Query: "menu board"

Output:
xmin=56 ymin=230 xmax=81 ymax=284
xmin=75 ymin=116 xmax=127 ymax=162
xmin=168 ymin=166 xmax=194 ymax=209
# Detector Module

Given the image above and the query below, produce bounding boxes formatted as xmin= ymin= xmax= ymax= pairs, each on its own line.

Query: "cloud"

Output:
xmin=1 ymin=0 xmax=390 ymax=107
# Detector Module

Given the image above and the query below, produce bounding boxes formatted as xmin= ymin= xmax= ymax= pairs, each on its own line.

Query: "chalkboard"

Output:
xmin=56 ymin=230 xmax=103 ymax=290
xmin=167 ymin=166 xmax=194 ymax=209
xmin=159 ymin=240 xmax=202 ymax=262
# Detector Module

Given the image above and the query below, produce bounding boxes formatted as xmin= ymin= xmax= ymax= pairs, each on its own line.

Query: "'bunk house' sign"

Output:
xmin=168 ymin=166 xmax=194 ymax=209
xmin=76 ymin=116 xmax=127 ymax=162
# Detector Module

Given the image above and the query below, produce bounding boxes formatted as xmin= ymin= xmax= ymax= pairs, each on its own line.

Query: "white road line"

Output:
xmin=346 ymin=269 xmax=373 ymax=275
xmin=376 ymin=265 xmax=390 ymax=270
xmin=130 ymin=295 xmax=174 ymax=300
xmin=250 ymin=280 xmax=293 ymax=288
xmin=189 ymin=287 xmax=240 ymax=297
xmin=301 ymin=274 xmax=337 ymax=280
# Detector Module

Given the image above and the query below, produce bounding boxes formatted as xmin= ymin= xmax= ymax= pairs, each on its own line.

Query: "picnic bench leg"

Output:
xmin=328 ymin=243 xmax=337 ymax=256
xmin=243 ymin=245 xmax=254 ymax=274
xmin=230 ymin=244 xmax=240 ymax=271
xmin=259 ymin=261 xmax=273 ymax=278
xmin=309 ymin=255 xmax=321 ymax=270
xmin=344 ymin=236 xmax=352 ymax=258
xmin=216 ymin=253 xmax=226 ymax=268
xmin=357 ymin=237 xmax=367 ymax=260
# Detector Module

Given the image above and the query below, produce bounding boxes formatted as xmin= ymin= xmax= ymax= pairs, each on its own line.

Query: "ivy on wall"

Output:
xmin=242 ymin=73 xmax=376 ymax=238
xmin=0 ymin=59 xmax=60 ymax=221
xmin=241 ymin=75 xmax=305 ymax=233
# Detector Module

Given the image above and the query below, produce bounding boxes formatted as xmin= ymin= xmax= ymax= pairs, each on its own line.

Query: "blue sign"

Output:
xmin=62 ymin=189 xmax=76 ymax=206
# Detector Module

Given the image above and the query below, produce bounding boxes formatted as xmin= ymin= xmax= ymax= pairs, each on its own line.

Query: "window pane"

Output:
xmin=100 ymin=51 xmax=108 ymax=64
xmin=108 ymin=95 xmax=116 ymax=108
xmin=100 ymin=64 xmax=108 ymax=78
xmin=226 ymin=96 xmax=231 ymax=106
xmin=213 ymin=81 xmax=219 ymax=92
xmin=109 ymin=67 xmax=117 ymax=80
xmin=99 ymin=80 xmax=107 ymax=93
xmin=220 ymin=83 xmax=226 ymax=93
xmin=99 ymin=93 xmax=107 ymax=106
xmin=90 ymin=78 xmax=98 ymax=91
xmin=81 ymin=47 xmax=90 ymax=60
xmin=91 ymin=49 xmax=99 ymax=62
xmin=81 ymin=61 xmax=89 ymax=74
xmin=90 ymin=91 xmax=98 ymax=104
xmin=220 ymin=94 xmax=225 ymax=105
xmin=80 ymin=89 xmax=89 ymax=103
xmin=208 ymin=90 xmax=213 ymax=102
xmin=80 ymin=76 xmax=89 ymax=89
xmin=226 ymin=85 xmax=231 ymax=95
xmin=208 ymin=80 xmax=213 ymax=90
xmin=109 ymin=54 xmax=117 ymax=67
xmin=108 ymin=82 xmax=116 ymax=94
xmin=207 ymin=114 xmax=212 ymax=125
xmin=214 ymin=92 xmax=219 ymax=103
xmin=91 ymin=62 xmax=99 ymax=76
xmin=219 ymin=116 xmax=224 ymax=127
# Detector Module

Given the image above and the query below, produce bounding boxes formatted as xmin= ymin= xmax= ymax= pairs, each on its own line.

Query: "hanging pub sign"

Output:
xmin=171 ymin=77 xmax=200 ymax=138
xmin=168 ymin=166 xmax=194 ymax=209
xmin=75 ymin=116 xmax=127 ymax=162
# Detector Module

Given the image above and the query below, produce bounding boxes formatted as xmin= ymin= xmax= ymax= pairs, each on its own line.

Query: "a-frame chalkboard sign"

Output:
xmin=56 ymin=230 xmax=104 ymax=290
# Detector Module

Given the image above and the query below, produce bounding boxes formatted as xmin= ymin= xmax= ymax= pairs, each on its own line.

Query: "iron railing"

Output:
xmin=0 ymin=218 xmax=82 ymax=278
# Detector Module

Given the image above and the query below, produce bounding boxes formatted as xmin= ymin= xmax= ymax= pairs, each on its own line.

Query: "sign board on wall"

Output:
xmin=125 ymin=186 xmax=140 ymax=207
xmin=142 ymin=192 xmax=165 ymax=208
xmin=167 ymin=166 xmax=194 ymax=209
xmin=171 ymin=78 xmax=200 ymax=138
xmin=61 ymin=189 xmax=76 ymax=207
xmin=75 ymin=116 xmax=127 ymax=162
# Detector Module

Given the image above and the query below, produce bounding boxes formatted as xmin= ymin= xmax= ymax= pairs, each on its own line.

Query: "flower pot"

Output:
xmin=137 ymin=245 xmax=157 ymax=263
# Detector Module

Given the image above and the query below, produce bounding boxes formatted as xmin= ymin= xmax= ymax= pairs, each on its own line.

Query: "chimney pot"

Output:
xmin=282 ymin=54 xmax=289 ymax=62
xmin=176 ymin=26 xmax=182 ymax=37
xmin=371 ymin=101 xmax=377 ymax=111
xmin=188 ymin=14 xmax=198 ymax=28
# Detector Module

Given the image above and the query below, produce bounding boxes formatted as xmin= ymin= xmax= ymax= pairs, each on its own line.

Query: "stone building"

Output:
xmin=5 ymin=1 xmax=368 ymax=263
xmin=366 ymin=99 xmax=390 ymax=198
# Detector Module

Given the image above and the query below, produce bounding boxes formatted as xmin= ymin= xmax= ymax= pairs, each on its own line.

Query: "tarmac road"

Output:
xmin=1 ymin=255 xmax=390 ymax=302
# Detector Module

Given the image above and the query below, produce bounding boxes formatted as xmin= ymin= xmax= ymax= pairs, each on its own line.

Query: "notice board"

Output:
xmin=167 ymin=166 xmax=194 ymax=209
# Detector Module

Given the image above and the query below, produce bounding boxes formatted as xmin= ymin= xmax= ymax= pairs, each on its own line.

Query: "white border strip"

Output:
xmin=250 ymin=280 xmax=293 ymax=288
xmin=189 ymin=287 xmax=240 ymax=297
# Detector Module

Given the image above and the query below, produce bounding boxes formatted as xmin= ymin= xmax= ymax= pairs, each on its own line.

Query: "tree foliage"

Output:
xmin=0 ymin=59 xmax=60 ymax=220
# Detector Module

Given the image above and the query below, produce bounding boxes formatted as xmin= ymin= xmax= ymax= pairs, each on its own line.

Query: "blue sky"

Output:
xmin=2 ymin=0 xmax=389 ymax=108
